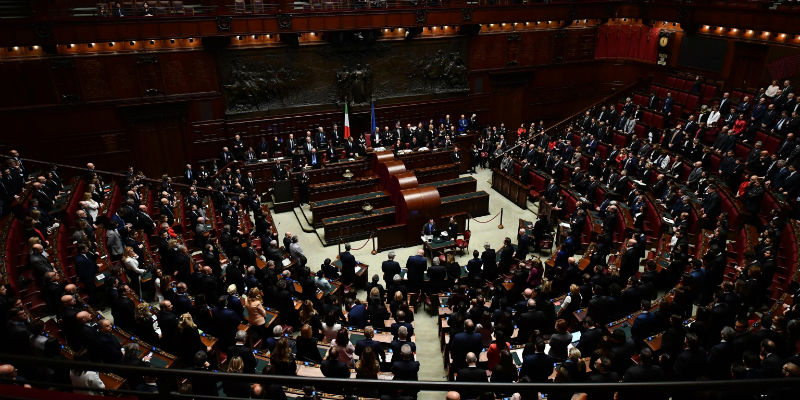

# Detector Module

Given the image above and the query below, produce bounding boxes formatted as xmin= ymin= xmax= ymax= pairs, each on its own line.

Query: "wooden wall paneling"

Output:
xmin=75 ymin=58 xmax=112 ymax=101
xmin=48 ymin=59 xmax=82 ymax=105
xmin=135 ymin=54 xmax=165 ymax=96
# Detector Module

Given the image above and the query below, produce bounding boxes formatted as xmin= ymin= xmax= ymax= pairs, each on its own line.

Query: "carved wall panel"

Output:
xmin=220 ymin=38 xmax=469 ymax=114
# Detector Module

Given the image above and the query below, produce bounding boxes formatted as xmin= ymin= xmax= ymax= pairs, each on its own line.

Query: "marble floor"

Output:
xmin=271 ymin=167 xmax=541 ymax=399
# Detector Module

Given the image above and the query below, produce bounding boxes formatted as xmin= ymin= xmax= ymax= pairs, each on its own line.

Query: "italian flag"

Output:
xmin=344 ymin=103 xmax=351 ymax=139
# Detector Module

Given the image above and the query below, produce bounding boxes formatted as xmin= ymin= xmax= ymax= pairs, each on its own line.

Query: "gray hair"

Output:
xmin=721 ymin=326 xmax=735 ymax=341
xmin=235 ymin=330 xmax=248 ymax=342
xmin=273 ymin=325 xmax=283 ymax=337
xmin=388 ymin=251 xmax=395 ymax=259
xmin=401 ymin=344 xmax=413 ymax=359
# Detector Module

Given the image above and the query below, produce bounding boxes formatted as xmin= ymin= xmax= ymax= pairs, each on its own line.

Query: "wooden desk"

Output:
xmin=419 ymin=176 xmax=477 ymax=198
xmin=415 ymin=163 xmax=459 ymax=185
xmin=440 ymin=191 xmax=490 ymax=218
xmin=322 ymin=206 xmax=396 ymax=244
xmin=492 ymin=168 xmax=528 ymax=209
xmin=309 ymin=177 xmax=380 ymax=202
xmin=311 ymin=191 xmax=392 ymax=226
xmin=332 ymin=258 xmax=369 ymax=288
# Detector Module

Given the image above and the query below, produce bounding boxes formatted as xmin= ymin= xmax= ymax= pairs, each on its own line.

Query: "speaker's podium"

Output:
xmin=272 ymin=180 xmax=294 ymax=213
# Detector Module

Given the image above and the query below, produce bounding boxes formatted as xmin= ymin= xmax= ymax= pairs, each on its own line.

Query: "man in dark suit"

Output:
xmin=28 ymin=243 xmax=55 ymax=285
xmin=355 ymin=326 xmax=387 ymax=364
xmin=465 ymin=250 xmax=483 ymax=282
xmin=515 ymin=299 xmax=547 ymax=344
xmin=480 ymin=243 xmax=498 ymax=281
xmin=630 ymin=300 xmax=658 ymax=344
xmin=95 ymin=319 xmax=124 ymax=364
xmin=707 ymin=326 xmax=736 ymax=379
xmin=307 ymin=148 xmax=321 ymax=169
xmin=619 ymin=239 xmax=640 ymax=282
xmin=577 ymin=317 xmax=604 ymax=356
xmin=74 ymin=244 xmax=100 ymax=304
xmin=421 ymin=218 xmax=437 ymax=236
xmin=456 ymin=352 xmax=488 ymax=398
xmin=519 ymin=337 xmax=555 ymax=382
xmin=622 ymin=348 xmax=664 ymax=382
xmin=498 ymin=237 xmax=515 ymax=275
xmin=381 ymin=252 xmax=401 ymax=288
xmin=760 ymin=339 xmax=784 ymax=378
xmin=220 ymin=146 xmax=235 ymax=167
xmin=344 ymin=137 xmax=357 ymax=158
xmin=339 ymin=243 xmax=357 ymax=285
xmin=157 ymin=300 xmax=179 ymax=353
xmin=284 ymin=134 xmax=297 ymax=155
xmin=111 ymin=284 xmax=136 ymax=332
xmin=701 ymin=186 xmax=721 ymax=224
xmin=391 ymin=343 xmax=420 ymax=399
xmin=449 ymin=320 xmax=483 ymax=375
xmin=227 ymin=330 xmax=257 ymax=373
xmin=647 ymin=92 xmax=660 ymax=110
xmin=212 ymin=297 xmax=241 ymax=349
xmin=387 ymin=325 xmax=415 ymax=354
xmin=405 ymin=249 xmax=427 ymax=290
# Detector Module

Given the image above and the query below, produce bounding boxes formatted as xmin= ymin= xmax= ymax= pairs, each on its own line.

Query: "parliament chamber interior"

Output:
xmin=4 ymin=1 xmax=800 ymax=399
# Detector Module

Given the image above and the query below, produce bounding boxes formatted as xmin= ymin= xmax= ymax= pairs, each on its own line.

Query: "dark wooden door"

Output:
xmin=729 ymin=42 xmax=769 ymax=90
xmin=129 ymin=118 xmax=187 ymax=177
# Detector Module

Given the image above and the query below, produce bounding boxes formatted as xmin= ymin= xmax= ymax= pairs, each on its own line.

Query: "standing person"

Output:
xmin=340 ymin=243 xmax=357 ymax=286
xmin=244 ymin=288 xmax=268 ymax=346
xmin=405 ymin=249 xmax=428 ymax=291
xmin=122 ymin=246 xmax=146 ymax=298
xmin=381 ymin=251 xmax=401 ymax=288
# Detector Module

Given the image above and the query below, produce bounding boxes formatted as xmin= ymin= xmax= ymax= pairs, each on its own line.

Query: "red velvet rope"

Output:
xmin=472 ymin=212 xmax=501 ymax=224
xmin=349 ymin=232 xmax=375 ymax=251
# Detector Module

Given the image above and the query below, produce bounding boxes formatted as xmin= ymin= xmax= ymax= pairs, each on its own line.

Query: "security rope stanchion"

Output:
xmin=371 ymin=234 xmax=377 ymax=255
xmin=498 ymin=208 xmax=504 ymax=229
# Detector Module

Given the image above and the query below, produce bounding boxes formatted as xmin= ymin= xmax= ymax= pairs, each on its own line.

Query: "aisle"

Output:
xmin=270 ymin=167 xmax=538 ymax=396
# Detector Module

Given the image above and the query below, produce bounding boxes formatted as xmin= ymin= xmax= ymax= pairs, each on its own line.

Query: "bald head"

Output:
xmin=417 ymin=249 xmax=425 ymax=256
xmin=61 ymin=295 xmax=76 ymax=306
xmin=76 ymin=311 xmax=92 ymax=324
xmin=446 ymin=392 xmax=461 ymax=400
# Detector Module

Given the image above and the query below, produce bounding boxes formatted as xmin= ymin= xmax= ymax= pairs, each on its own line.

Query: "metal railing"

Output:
xmin=1 ymin=354 xmax=800 ymax=399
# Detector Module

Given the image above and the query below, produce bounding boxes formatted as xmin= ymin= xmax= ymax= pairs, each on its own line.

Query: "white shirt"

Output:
xmin=124 ymin=256 xmax=145 ymax=275
xmin=707 ymin=111 xmax=721 ymax=126
xmin=70 ymin=370 xmax=105 ymax=395
xmin=84 ymin=199 xmax=100 ymax=221
xmin=766 ymin=85 xmax=780 ymax=98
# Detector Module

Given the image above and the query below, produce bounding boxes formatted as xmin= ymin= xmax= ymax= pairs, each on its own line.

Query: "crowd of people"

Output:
xmin=2 ymin=75 xmax=800 ymax=400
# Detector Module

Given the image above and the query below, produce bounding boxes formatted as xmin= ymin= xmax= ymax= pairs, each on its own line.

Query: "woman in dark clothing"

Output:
xmin=266 ymin=337 xmax=297 ymax=376
xmin=222 ymin=356 xmax=251 ymax=398
xmin=491 ymin=349 xmax=519 ymax=384
xmin=295 ymin=324 xmax=323 ymax=364
xmin=132 ymin=303 xmax=159 ymax=345
xmin=176 ymin=313 xmax=207 ymax=364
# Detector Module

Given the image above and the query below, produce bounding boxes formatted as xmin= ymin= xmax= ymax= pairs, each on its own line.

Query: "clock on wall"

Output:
xmin=657 ymin=30 xmax=673 ymax=66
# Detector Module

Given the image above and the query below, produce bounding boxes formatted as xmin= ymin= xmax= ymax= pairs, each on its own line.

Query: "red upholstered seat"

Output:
xmin=686 ymin=95 xmax=699 ymax=111
xmin=456 ymin=230 xmax=471 ymax=254
xmin=734 ymin=143 xmax=750 ymax=160
xmin=633 ymin=94 xmax=647 ymax=106
xmin=651 ymin=114 xmax=665 ymax=129
xmin=666 ymin=77 xmax=678 ymax=88
xmin=613 ymin=133 xmax=627 ymax=147
xmin=642 ymin=111 xmax=654 ymax=126
xmin=671 ymin=105 xmax=682 ymax=117
xmin=764 ymin=134 xmax=781 ymax=154
xmin=702 ymin=84 xmax=717 ymax=102
xmin=634 ymin=123 xmax=646 ymax=139
xmin=677 ymin=92 xmax=688 ymax=106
